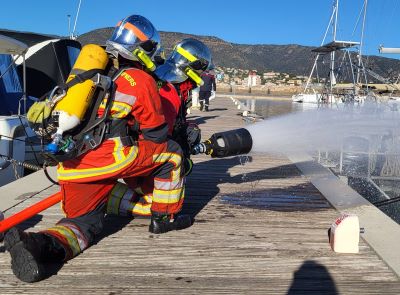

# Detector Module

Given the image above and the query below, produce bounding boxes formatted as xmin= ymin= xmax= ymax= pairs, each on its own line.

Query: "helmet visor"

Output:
xmin=188 ymin=59 xmax=209 ymax=71
xmin=154 ymin=60 xmax=187 ymax=84
xmin=170 ymin=45 xmax=209 ymax=71
xmin=169 ymin=49 xmax=190 ymax=67
xmin=109 ymin=15 xmax=159 ymax=52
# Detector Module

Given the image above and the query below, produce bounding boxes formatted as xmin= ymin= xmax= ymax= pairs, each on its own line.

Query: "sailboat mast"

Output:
xmin=303 ymin=3 xmax=337 ymax=93
xmin=357 ymin=0 xmax=368 ymax=85
xmin=72 ymin=0 xmax=82 ymax=40
xmin=333 ymin=0 xmax=338 ymax=40
xmin=329 ymin=0 xmax=339 ymax=103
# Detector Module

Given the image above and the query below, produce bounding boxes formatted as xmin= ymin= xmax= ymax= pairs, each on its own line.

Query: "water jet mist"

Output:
xmin=246 ymin=103 xmax=400 ymax=157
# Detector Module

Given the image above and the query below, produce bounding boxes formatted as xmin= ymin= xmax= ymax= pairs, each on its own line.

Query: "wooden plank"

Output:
xmin=0 ymin=95 xmax=398 ymax=294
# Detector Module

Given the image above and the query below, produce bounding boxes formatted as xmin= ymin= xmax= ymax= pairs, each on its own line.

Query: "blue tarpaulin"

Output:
xmin=0 ymin=54 xmax=23 ymax=115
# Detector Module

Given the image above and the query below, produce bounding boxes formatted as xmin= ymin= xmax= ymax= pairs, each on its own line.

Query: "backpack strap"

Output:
xmin=60 ymin=68 xmax=104 ymax=91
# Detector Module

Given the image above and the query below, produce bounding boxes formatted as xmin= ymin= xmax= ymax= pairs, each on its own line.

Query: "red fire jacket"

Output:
xmin=57 ymin=67 xmax=168 ymax=182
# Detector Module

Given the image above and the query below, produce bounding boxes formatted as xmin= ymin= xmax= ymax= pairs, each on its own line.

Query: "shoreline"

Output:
xmin=216 ymin=92 xmax=292 ymax=101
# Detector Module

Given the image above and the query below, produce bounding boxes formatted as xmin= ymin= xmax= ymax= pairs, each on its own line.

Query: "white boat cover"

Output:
xmin=0 ymin=34 xmax=28 ymax=55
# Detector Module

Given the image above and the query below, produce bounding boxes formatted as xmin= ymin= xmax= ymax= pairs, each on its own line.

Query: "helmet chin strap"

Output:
xmin=112 ymin=53 xmax=140 ymax=69
xmin=133 ymin=48 xmax=156 ymax=71
xmin=111 ymin=57 xmax=119 ymax=68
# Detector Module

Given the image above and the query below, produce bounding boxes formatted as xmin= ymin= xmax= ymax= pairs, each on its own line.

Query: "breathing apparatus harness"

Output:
xmin=30 ymin=63 xmax=137 ymax=167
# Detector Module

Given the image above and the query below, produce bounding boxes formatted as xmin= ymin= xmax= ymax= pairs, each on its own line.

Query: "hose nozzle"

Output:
xmin=192 ymin=128 xmax=253 ymax=158
xmin=191 ymin=142 xmax=209 ymax=155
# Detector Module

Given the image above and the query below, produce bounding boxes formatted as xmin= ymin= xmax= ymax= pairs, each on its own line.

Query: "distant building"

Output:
xmin=296 ymin=75 xmax=308 ymax=80
xmin=263 ymin=72 xmax=278 ymax=79
xmin=245 ymin=71 xmax=261 ymax=87
xmin=234 ymin=77 xmax=243 ymax=84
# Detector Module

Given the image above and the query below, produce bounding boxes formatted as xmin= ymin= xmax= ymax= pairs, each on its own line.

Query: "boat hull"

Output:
xmin=0 ymin=116 xmax=41 ymax=187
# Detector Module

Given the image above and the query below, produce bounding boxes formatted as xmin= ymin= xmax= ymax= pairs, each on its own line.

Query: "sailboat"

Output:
xmin=374 ymin=47 xmax=400 ymax=100
xmin=292 ymin=0 xmax=366 ymax=105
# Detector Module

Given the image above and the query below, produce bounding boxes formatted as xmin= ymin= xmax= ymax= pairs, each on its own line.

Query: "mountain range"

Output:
xmin=1 ymin=27 xmax=399 ymax=80
xmin=25 ymin=27 xmax=400 ymax=80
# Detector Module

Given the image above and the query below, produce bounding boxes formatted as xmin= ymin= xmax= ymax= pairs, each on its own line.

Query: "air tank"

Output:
xmin=53 ymin=44 xmax=108 ymax=134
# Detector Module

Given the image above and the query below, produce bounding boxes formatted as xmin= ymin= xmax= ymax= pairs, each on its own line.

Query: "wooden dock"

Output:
xmin=0 ymin=95 xmax=399 ymax=294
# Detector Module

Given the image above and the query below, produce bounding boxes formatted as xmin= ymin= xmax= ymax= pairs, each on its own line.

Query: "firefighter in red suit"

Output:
xmin=106 ymin=39 xmax=212 ymax=217
xmin=156 ymin=38 xmax=212 ymax=136
xmin=4 ymin=15 xmax=190 ymax=283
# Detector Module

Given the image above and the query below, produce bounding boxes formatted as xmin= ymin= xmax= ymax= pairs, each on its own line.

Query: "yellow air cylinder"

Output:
xmin=53 ymin=44 xmax=108 ymax=133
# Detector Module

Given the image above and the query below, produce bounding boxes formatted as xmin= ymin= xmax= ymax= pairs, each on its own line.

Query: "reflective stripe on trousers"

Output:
xmin=43 ymin=203 xmax=106 ymax=260
xmin=106 ymin=182 xmax=152 ymax=216
xmin=107 ymin=140 xmax=185 ymax=216
xmin=45 ymin=222 xmax=89 ymax=259
xmin=150 ymin=140 xmax=185 ymax=214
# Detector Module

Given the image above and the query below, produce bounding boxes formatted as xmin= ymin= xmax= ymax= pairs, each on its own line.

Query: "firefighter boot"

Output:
xmin=149 ymin=213 xmax=192 ymax=234
xmin=204 ymin=104 xmax=209 ymax=112
xmin=199 ymin=101 xmax=204 ymax=111
xmin=4 ymin=227 xmax=66 ymax=283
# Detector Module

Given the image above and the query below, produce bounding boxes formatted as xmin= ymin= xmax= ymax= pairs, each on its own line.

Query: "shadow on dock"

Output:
xmin=287 ymin=260 xmax=338 ymax=295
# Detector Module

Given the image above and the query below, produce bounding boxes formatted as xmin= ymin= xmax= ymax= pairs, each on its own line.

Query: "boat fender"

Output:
xmin=328 ymin=214 xmax=363 ymax=254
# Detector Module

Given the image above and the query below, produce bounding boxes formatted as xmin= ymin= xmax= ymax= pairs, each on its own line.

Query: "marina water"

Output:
xmin=246 ymin=102 xmax=400 ymax=157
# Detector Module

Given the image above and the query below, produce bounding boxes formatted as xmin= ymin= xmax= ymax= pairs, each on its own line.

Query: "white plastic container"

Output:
xmin=329 ymin=214 xmax=360 ymax=254
xmin=191 ymin=87 xmax=200 ymax=108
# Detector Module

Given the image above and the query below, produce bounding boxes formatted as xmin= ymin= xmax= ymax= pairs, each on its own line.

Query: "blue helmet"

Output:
xmin=105 ymin=15 xmax=161 ymax=70
xmin=154 ymin=38 xmax=211 ymax=85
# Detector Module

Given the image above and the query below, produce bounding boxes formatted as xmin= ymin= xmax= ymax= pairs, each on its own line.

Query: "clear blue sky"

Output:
xmin=1 ymin=0 xmax=399 ymax=58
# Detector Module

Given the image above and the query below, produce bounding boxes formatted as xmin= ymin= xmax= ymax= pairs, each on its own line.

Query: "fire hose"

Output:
xmin=0 ymin=192 xmax=62 ymax=239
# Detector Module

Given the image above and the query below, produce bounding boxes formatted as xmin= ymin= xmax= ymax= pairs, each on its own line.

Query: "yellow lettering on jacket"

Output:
xmin=121 ymin=72 xmax=137 ymax=87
